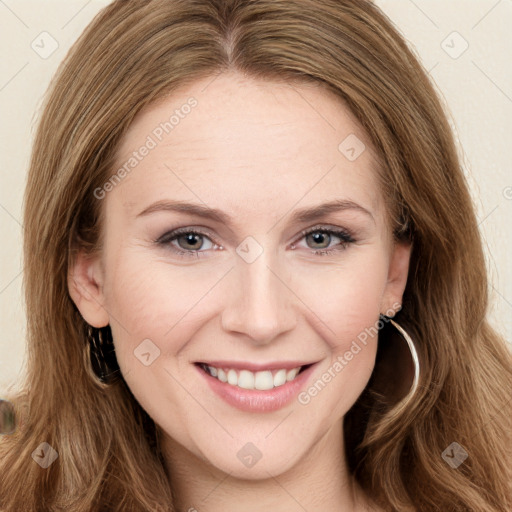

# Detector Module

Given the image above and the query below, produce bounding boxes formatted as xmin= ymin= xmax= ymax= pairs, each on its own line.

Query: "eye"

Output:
xmin=292 ymin=225 xmax=356 ymax=255
xmin=155 ymin=228 xmax=220 ymax=258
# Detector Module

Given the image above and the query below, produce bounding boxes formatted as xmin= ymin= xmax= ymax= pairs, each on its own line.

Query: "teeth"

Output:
xmin=202 ymin=364 xmax=304 ymax=390
xmin=227 ymin=369 xmax=238 ymax=386
xmin=255 ymin=371 xmax=273 ymax=390
xmin=238 ymin=370 xmax=255 ymax=390
xmin=273 ymin=369 xmax=287 ymax=387
xmin=286 ymin=368 xmax=300 ymax=381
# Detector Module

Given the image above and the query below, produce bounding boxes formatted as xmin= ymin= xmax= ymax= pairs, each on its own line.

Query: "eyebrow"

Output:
xmin=136 ymin=199 xmax=374 ymax=225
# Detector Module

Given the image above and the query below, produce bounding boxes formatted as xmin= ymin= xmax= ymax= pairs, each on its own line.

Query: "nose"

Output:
xmin=221 ymin=250 xmax=297 ymax=345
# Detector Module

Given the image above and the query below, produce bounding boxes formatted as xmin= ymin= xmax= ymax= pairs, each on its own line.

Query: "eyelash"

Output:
xmin=155 ymin=225 xmax=356 ymax=259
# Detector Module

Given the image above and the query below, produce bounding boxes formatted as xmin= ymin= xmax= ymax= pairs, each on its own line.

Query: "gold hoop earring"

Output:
xmin=378 ymin=314 xmax=420 ymax=409
xmin=388 ymin=318 xmax=420 ymax=403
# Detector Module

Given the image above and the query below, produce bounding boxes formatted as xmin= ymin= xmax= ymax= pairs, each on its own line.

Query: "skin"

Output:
xmin=69 ymin=70 xmax=411 ymax=512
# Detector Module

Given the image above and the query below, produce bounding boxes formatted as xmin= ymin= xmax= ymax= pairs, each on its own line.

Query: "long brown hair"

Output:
xmin=1 ymin=1 xmax=511 ymax=510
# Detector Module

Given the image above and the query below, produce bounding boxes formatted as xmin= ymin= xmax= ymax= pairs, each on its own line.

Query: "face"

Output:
xmin=69 ymin=71 xmax=410 ymax=480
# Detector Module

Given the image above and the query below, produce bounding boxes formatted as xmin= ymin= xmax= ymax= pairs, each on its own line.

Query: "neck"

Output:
xmin=160 ymin=419 xmax=374 ymax=512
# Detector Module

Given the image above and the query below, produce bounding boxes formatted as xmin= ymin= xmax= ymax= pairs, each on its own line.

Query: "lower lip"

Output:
xmin=195 ymin=364 xmax=317 ymax=412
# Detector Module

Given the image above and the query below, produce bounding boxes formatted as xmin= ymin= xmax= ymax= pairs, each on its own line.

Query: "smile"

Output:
xmin=195 ymin=360 xmax=318 ymax=412
xmin=198 ymin=363 xmax=310 ymax=391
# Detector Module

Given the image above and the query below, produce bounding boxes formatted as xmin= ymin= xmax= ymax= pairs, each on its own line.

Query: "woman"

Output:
xmin=1 ymin=0 xmax=510 ymax=510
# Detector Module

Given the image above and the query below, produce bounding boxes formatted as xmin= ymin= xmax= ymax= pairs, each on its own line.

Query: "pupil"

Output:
xmin=180 ymin=233 xmax=201 ymax=250
xmin=309 ymin=232 xmax=329 ymax=248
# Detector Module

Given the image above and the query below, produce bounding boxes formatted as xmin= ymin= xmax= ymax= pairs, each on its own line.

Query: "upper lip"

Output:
xmin=195 ymin=360 xmax=317 ymax=372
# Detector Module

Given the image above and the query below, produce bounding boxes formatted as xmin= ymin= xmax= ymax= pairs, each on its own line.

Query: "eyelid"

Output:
xmin=156 ymin=226 xmax=219 ymax=245
xmin=294 ymin=224 xmax=356 ymax=243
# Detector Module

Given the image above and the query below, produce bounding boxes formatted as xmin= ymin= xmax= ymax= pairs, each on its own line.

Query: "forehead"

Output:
xmin=108 ymin=71 xmax=384 ymax=225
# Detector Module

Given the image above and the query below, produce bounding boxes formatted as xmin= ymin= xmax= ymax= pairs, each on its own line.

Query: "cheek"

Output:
xmin=294 ymin=248 xmax=389 ymax=348
xmin=102 ymin=247 xmax=231 ymax=357
xmin=290 ymin=250 xmax=389 ymax=412
xmin=101 ymin=250 xmax=215 ymax=431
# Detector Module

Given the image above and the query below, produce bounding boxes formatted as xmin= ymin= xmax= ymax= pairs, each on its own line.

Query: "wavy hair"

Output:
xmin=1 ymin=0 xmax=511 ymax=510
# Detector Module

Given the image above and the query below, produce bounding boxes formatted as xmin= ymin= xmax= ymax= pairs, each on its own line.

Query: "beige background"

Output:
xmin=1 ymin=0 xmax=511 ymax=395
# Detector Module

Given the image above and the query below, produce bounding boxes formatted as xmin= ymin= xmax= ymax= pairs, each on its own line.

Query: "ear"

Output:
xmin=380 ymin=241 xmax=412 ymax=316
xmin=67 ymin=250 xmax=109 ymax=328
